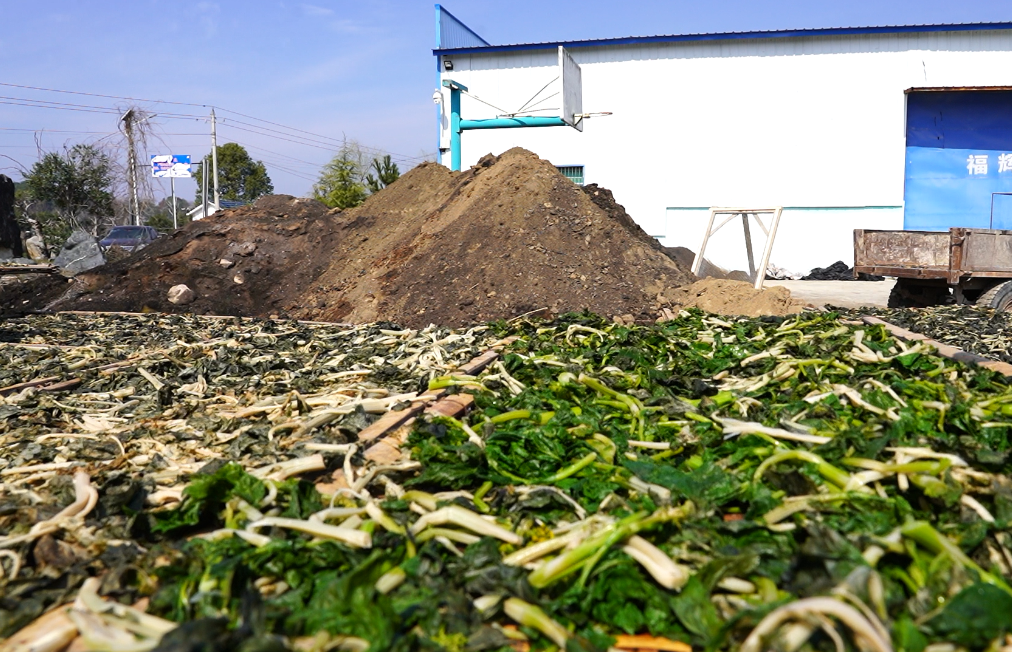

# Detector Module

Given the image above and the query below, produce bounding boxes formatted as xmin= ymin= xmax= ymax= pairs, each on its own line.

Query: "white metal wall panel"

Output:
xmin=438 ymin=30 xmax=1012 ymax=273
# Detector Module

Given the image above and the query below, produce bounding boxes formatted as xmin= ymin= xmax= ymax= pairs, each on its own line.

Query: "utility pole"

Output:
xmin=122 ymin=109 xmax=141 ymax=226
xmin=210 ymin=109 xmax=220 ymax=209
xmin=170 ymin=177 xmax=177 ymax=230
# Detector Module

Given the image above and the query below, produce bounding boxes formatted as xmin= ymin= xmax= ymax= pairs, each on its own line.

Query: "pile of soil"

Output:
xmin=656 ymin=278 xmax=805 ymax=317
xmin=5 ymin=149 xmax=706 ymax=327
xmin=663 ymin=246 xmax=751 ymax=282
xmin=1 ymin=195 xmax=341 ymax=319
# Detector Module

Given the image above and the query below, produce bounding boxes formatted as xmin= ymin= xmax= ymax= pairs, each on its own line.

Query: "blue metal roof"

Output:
xmin=433 ymin=20 xmax=1012 ymax=56
xmin=435 ymin=4 xmax=490 ymax=50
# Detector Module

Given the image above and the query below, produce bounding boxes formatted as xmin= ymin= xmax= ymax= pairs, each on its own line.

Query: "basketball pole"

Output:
xmin=442 ymin=79 xmax=570 ymax=172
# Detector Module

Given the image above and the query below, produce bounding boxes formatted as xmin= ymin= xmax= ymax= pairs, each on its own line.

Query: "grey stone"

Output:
xmin=53 ymin=230 xmax=106 ymax=276
xmin=227 ymin=241 xmax=256 ymax=257
xmin=167 ymin=284 xmax=196 ymax=305
xmin=0 ymin=175 xmax=22 ymax=258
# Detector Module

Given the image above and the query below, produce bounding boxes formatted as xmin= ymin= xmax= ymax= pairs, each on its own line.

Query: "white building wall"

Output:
xmin=438 ymin=30 xmax=1012 ymax=274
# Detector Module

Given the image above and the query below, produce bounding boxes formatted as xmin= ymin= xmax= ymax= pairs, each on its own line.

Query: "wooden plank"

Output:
xmin=359 ymin=338 xmax=515 ymax=444
xmin=753 ymin=207 xmax=782 ymax=291
xmin=854 ymin=230 xmax=950 ymax=270
xmin=364 ymin=394 xmax=476 ymax=464
xmin=426 ymin=393 xmax=474 ymax=418
xmin=961 ymin=228 xmax=1012 ymax=274
xmin=853 ymin=229 xmax=865 ymax=279
xmin=38 ymin=378 xmax=83 ymax=393
xmin=0 ymin=375 xmax=61 ymax=397
xmin=851 ymin=266 xmax=950 ymax=279
xmin=356 ymin=402 xmax=428 ymax=443
xmin=363 ymin=424 xmax=414 ymax=465
xmin=0 ymin=265 xmax=58 ymax=275
xmin=861 ymin=316 xmax=1012 ymax=377
xmin=55 ymin=310 xmax=344 ymax=326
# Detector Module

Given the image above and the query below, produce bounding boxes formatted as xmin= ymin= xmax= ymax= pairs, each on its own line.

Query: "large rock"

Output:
xmin=53 ymin=230 xmax=105 ymax=276
xmin=0 ymin=175 xmax=22 ymax=259
xmin=25 ymin=235 xmax=47 ymax=262
xmin=167 ymin=284 xmax=196 ymax=305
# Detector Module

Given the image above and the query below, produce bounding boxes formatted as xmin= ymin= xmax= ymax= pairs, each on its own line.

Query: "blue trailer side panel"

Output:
xmin=905 ymin=91 xmax=1012 ymax=231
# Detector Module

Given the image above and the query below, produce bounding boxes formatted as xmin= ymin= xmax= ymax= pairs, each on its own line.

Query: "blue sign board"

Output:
xmin=151 ymin=154 xmax=192 ymax=178
xmin=904 ymin=91 xmax=1012 ymax=231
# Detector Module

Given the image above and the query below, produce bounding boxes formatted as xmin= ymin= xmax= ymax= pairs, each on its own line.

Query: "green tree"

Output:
xmin=145 ymin=197 xmax=192 ymax=233
xmin=194 ymin=143 xmax=273 ymax=203
xmin=365 ymin=155 xmax=400 ymax=194
xmin=313 ymin=143 xmax=368 ymax=209
xmin=23 ymin=144 xmax=114 ymax=237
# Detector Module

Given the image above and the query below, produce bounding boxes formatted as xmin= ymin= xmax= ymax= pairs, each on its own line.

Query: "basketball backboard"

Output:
xmin=559 ymin=46 xmax=583 ymax=132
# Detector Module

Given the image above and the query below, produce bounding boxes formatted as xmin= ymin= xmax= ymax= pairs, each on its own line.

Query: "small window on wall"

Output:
xmin=556 ymin=165 xmax=584 ymax=185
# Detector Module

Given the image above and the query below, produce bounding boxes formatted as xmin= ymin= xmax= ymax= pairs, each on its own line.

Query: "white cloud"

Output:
xmin=298 ymin=3 xmax=368 ymax=33
xmin=328 ymin=18 xmax=365 ymax=34
xmin=300 ymin=3 xmax=334 ymax=17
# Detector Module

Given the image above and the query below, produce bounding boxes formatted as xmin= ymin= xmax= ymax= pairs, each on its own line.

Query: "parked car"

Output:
xmin=99 ymin=226 xmax=160 ymax=252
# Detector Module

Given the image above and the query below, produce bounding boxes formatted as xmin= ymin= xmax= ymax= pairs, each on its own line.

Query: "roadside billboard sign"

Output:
xmin=151 ymin=154 xmax=192 ymax=178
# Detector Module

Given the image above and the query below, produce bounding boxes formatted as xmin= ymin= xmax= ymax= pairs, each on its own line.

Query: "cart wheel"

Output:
xmin=976 ymin=280 xmax=1012 ymax=311
xmin=887 ymin=279 xmax=951 ymax=308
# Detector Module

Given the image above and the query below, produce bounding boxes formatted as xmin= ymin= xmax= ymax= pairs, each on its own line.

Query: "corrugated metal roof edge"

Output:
xmin=436 ymin=4 xmax=491 ymax=48
xmin=433 ymin=21 xmax=1012 ymax=56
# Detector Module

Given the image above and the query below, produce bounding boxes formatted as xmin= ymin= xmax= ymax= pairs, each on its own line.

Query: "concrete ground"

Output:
xmin=765 ymin=279 xmax=896 ymax=309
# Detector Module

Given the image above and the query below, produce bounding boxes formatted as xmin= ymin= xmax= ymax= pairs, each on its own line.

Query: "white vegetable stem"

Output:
xmin=740 ymin=597 xmax=893 ymax=652
xmin=409 ymin=505 xmax=522 ymax=545
xmin=250 ymin=454 xmax=326 ymax=482
xmin=716 ymin=417 xmax=832 ymax=445
xmin=622 ymin=536 xmax=690 ymax=591
xmin=503 ymin=598 xmax=571 ymax=649
xmin=247 ymin=517 xmax=372 ymax=548
xmin=197 ymin=528 xmax=272 ymax=547
xmin=0 ymin=471 xmax=98 ymax=550
xmin=375 ymin=567 xmax=407 ymax=594
xmin=502 ymin=530 xmax=585 ymax=567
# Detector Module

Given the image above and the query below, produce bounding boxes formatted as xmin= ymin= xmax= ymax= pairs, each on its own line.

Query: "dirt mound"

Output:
xmin=662 ymin=245 xmax=751 ymax=282
xmin=4 ymin=149 xmax=710 ymax=327
xmin=21 ymin=196 xmax=341 ymax=318
xmin=657 ymin=278 xmax=805 ymax=317
xmin=299 ymin=156 xmax=694 ymax=327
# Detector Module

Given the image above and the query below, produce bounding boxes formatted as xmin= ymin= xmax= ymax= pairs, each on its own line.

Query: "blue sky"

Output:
xmin=2 ymin=1 xmax=1010 ymax=199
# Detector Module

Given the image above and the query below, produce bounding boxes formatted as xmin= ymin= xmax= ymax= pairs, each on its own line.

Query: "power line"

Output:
xmin=217 ymin=117 xmax=426 ymax=164
xmin=214 ymin=108 xmax=429 ymax=162
xmin=0 ymin=81 xmax=210 ymax=108
xmin=0 ymin=95 xmax=206 ymax=120
xmin=0 ymin=81 xmax=430 ymax=163
xmin=217 ymin=123 xmax=422 ymax=168
xmin=237 ymin=142 xmax=326 ymax=169
xmin=185 ymin=135 xmax=319 ymax=184
xmin=256 ymin=159 xmax=317 ymax=183
xmin=0 ymin=99 xmax=121 ymax=115
xmin=0 ymin=127 xmax=117 ymax=134
xmin=217 ymin=122 xmax=336 ymax=153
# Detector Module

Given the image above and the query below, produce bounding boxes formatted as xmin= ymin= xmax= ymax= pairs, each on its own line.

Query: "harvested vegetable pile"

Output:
xmin=3 ymin=148 xmax=696 ymax=327
xmin=5 ymin=310 xmax=1012 ymax=651
xmin=845 ymin=304 xmax=1012 ymax=364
